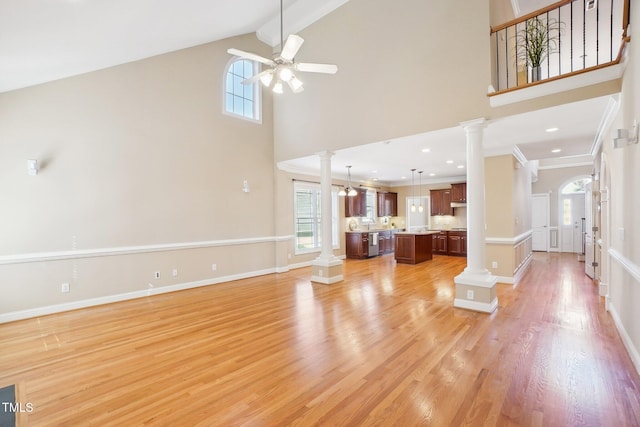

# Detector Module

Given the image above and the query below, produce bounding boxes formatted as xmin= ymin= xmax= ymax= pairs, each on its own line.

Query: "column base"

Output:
xmin=311 ymin=257 xmax=344 ymax=284
xmin=453 ymin=270 xmax=498 ymax=313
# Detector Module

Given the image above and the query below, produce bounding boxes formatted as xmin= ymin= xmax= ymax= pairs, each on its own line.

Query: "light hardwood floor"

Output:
xmin=1 ymin=253 xmax=639 ymax=426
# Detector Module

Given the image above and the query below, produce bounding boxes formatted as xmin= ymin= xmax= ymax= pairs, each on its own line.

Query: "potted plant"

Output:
xmin=515 ymin=16 xmax=562 ymax=82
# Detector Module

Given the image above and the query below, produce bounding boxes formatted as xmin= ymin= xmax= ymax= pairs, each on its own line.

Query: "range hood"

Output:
xmin=451 ymin=202 xmax=467 ymax=208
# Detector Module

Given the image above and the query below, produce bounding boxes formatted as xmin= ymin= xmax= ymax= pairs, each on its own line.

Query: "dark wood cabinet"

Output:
xmin=345 ymin=188 xmax=367 ymax=217
xmin=345 ymin=232 xmax=369 ymax=259
xmin=394 ymin=233 xmax=434 ymax=264
xmin=447 ymin=231 xmax=467 ymax=256
xmin=430 ymin=189 xmax=453 ymax=216
xmin=451 ymin=183 xmax=467 ymax=203
xmin=432 ymin=231 xmax=448 ymax=254
xmin=376 ymin=192 xmax=398 ymax=217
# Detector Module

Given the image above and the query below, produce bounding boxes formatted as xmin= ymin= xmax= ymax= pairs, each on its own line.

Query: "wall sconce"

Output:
xmin=613 ymin=119 xmax=638 ymax=149
xmin=27 ymin=159 xmax=39 ymax=176
xmin=242 ymin=180 xmax=250 ymax=193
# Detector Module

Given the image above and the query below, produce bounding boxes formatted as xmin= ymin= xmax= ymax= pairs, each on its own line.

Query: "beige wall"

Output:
xmin=0 ymin=33 xmax=278 ymax=316
xmin=273 ymin=0 xmax=493 ymax=162
xmin=485 ymin=154 xmax=533 ymax=280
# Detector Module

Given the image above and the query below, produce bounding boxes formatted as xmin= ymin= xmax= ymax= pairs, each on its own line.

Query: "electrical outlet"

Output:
xmin=172 ymin=269 xmax=178 ymax=277
xmin=154 ymin=271 xmax=160 ymax=279
xmin=211 ymin=264 xmax=217 ymax=272
xmin=61 ymin=283 xmax=70 ymax=293
xmin=492 ymin=261 xmax=498 ymax=269
xmin=288 ymin=253 xmax=291 ymax=259
xmin=467 ymin=290 xmax=474 ymax=300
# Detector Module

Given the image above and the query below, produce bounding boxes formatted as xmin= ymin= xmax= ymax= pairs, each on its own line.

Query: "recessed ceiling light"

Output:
xmin=457 ymin=165 xmax=465 ymax=169
xmin=551 ymin=148 xmax=562 ymax=153
xmin=546 ymin=127 xmax=559 ymax=133
xmin=371 ymin=170 xmax=378 ymax=174
xmin=372 ymin=178 xmax=379 ymax=181
xmin=421 ymin=148 xmax=431 ymax=153
xmin=401 ymin=176 xmax=407 ymax=180
xmin=429 ymin=173 xmax=436 ymax=177
xmin=446 ymin=160 xmax=454 ymax=164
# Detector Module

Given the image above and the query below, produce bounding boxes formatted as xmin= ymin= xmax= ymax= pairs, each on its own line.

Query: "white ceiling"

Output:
xmin=0 ymin=0 xmax=346 ymax=93
xmin=279 ymin=95 xmax=612 ymax=186
xmin=1 ymin=0 xmax=614 ymax=186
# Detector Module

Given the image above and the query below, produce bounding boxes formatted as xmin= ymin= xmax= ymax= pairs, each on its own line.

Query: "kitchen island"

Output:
xmin=394 ymin=231 xmax=440 ymax=264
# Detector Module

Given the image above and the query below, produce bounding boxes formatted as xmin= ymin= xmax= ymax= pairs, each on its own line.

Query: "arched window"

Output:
xmin=224 ymin=59 xmax=260 ymax=121
xmin=561 ymin=178 xmax=590 ymax=194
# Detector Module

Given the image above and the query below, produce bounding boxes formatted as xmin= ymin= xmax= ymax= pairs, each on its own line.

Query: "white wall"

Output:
xmin=602 ymin=0 xmax=640 ymax=373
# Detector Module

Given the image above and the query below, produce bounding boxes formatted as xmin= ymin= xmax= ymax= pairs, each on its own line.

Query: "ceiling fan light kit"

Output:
xmin=227 ymin=0 xmax=337 ymax=94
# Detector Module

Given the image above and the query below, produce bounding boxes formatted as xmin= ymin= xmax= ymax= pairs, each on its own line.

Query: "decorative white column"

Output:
xmin=454 ymin=118 xmax=498 ymax=313
xmin=311 ymin=150 xmax=344 ymax=284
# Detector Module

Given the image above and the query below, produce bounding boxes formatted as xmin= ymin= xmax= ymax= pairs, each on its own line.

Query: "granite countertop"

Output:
xmin=395 ymin=230 xmax=440 ymax=235
xmin=346 ymin=228 xmax=404 ymax=233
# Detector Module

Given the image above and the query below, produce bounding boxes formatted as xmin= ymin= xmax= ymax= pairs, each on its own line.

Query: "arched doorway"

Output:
xmin=558 ymin=176 xmax=592 ymax=254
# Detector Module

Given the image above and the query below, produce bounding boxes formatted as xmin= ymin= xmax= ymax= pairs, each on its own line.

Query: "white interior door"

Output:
xmin=585 ymin=182 xmax=595 ymax=278
xmin=532 ymin=194 xmax=549 ymax=251
xmin=406 ymin=196 xmax=429 ymax=232
xmin=560 ymin=194 xmax=585 ymax=253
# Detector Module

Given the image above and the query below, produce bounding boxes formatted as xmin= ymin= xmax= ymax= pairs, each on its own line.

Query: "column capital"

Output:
xmin=460 ymin=118 xmax=487 ymax=132
xmin=315 ymin=150 xmax=335 ymax=159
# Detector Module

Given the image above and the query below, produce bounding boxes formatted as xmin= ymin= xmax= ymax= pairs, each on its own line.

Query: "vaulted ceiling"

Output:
xmin=1 ymin=0 xmax=617 ymax=186
xmin=0 ymin=0 xmax=346 ymax=93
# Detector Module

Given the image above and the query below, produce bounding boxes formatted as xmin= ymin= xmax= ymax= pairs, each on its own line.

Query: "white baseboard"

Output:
xmin=0 ymin=268 xmax=276 ymax=324
xmin=493 ymin=275 xmax=514 ymax=284
xmin=609 ymin=304 xmax=640 ymax=376
xmin=454 ymin=297 xmax=498 ymax=313
xmin=599 ymin=281 xmax=609 ymax=297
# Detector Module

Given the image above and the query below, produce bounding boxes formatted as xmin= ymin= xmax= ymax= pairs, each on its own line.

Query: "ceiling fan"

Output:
xmin=227 ymin=0 xmax=338 ymax=94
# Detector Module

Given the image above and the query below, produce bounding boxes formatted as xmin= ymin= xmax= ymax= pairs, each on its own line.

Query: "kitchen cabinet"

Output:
xmin=432 ymin=231 xmax=448 ymax=254
xmin=447 ymin=231 xmax=467 ymax=256
xmin=451 ymin=183 xmax=467 ymax=203
xmin=345 ymin=188 xmax=367 ymax=217
xmin=430 ymin=189 xmax=453 ymax=216
xmin=376 ymin=191 xmax=398 ymax=217
xmin=394 ymin=232 xmax=435 ymax=264
xmin=345 ymin=232 xmax=369 ymax=259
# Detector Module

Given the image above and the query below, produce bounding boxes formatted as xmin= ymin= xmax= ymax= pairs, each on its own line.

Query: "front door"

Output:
xmin=532 ymin=194 xmax=549 ymax=251
xmin=585 ymin=181 xmax=596 ymax=278
xmin=560 ymin=193 xmax=585 ymax=253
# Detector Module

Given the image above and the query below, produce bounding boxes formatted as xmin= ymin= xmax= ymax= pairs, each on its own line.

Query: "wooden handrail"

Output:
xmin=487 ymin=36 xmax=630 ymax=97
xmin=490 ymin=0 xmax=573 ymax=33
xmin=489 ymin=0 xmax=630 ymax=93
xmin=622 ymin=0 xmax=630 ymax=37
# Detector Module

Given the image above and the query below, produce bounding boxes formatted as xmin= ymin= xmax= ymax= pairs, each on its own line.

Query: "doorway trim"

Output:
xmin=557 ymin=174 xmax=592 ymax=254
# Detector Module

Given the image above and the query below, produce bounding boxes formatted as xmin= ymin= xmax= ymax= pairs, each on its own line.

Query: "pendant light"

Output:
xmin=418 ymin=171 xmax=424 ymax=213
xmin=410 ymin=169 xmax=416 ymax=213
xmin=339 ymin=166 xmax=358 ymax=197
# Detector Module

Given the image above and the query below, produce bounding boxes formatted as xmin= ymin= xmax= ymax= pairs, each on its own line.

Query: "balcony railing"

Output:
xmin=489 ymin=0 xmax=630 ymax=94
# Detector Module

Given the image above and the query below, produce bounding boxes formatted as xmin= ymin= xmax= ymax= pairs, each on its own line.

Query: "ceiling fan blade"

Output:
xmin=227 ymin=48 xmax=275 ymax=67
xmin=242 ymin=69 xmax=273 ymax=85
xmin=295 ymin=63 xmax=338 ymax=74
xmin=280 ymin=34 xmax=304 ymax=61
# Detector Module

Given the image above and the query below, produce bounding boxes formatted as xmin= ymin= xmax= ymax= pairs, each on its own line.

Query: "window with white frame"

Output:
xmin=293 ymin=182 xmax=339 ymax=254
xmin=224 ymin=59 xmax=260 ymax=121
